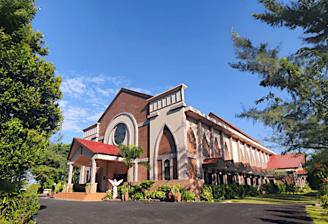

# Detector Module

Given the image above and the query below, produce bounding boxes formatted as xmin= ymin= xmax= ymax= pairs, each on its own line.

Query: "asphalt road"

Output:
xmin=36 ymin=197 xmax=313 ymax=224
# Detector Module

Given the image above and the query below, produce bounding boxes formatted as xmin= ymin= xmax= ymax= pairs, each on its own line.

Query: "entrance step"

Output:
xmin=54 ymin=193 xmax=108 ymax=201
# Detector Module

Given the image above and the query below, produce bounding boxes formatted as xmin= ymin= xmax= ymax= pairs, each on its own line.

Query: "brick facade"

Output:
xmin=98 ymin=90 xmax=149 ymax=137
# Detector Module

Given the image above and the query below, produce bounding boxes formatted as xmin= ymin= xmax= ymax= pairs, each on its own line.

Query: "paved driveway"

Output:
xmin=36 ymin=197 xmax=313 ymax=224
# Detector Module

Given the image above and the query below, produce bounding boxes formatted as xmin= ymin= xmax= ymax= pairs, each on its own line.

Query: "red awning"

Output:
xmin=73 ymin=138 xmax=119 ymax=156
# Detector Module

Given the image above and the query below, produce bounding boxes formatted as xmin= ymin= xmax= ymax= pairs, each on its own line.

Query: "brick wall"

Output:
xmin=138 ymin=125 xmax=149 ymax=158
xmin=98 ymin=91 xmax=149 ymax=137
xmin=158 ymin=127 xmax=176 ymax=155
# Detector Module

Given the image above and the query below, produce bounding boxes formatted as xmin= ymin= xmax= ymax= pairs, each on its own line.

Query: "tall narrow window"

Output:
xmin=164 ymin=160 xmax=170 ymax=180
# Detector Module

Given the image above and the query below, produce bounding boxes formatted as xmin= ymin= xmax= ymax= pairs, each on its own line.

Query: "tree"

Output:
xmin=31 ymin=136 xmax=71 ymax=188
xmin=0 ymin=0 xmax=62 ymax=222
xmin=117 ymin=144 xmax=151 ymax=187
xmin=229 ymin=0 xmax=328 ymax=153
xmin=0 ymin=0 xmax=63 ymax=182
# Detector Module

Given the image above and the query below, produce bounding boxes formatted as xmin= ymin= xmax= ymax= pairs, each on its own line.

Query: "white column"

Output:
xmin=68 ymin=162 xmax=73 ymax=184
xmin=91 ymin=158 xmax=96 ymax=184
xmin=134 ymin=160 xmax=138 ymax=182
xmin=79 ymin=166 xmax=85 ymax=184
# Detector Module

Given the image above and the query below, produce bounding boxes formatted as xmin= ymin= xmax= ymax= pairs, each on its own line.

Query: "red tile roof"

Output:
xmin=267 ymin=153 xmax=305 ymax=169
xmin=74 ymin=138 xmax=119 ymax=156
xmin=297 ymin=170 xmax=307 ymax=175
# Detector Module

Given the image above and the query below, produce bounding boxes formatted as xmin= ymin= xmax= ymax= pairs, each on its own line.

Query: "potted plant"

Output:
xmin=121 ymin=185 xmax=129 ymax=201
xmin=171 ymin=185 xmax=181 ymax=202
xmin=85 ymin=183 xmax=91 ymax=194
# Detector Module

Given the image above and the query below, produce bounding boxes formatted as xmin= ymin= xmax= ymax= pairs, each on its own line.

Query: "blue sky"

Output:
xmin=32 ymin=0 xmax=304 ymax=153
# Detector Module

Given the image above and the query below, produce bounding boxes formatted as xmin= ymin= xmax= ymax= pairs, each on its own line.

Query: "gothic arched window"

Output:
xmin=164 ymin=159 xmax=170 ymax=180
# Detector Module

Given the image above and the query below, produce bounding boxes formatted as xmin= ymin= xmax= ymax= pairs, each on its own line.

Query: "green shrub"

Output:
xmin=181 ymin=189 xmax=196 ymax=202
xmin=303 ymin=184 xmax=312 ymax=192
xmin=158 ymin=185 xmax=171 ymax=194
xmin=149 ymin=191 xmax=166 ymax=200
xmin=43 ymin=179 xmax=54 ymax=189
xmin=212 ymin=185 xmax=226 ymax=199
xmin=200 ymin=185 xmax=213 ymax=202
xmin=139 ymin=181 xmax=155 ymax=189
xmin=131 ymin=192 xmax=144 ymax=200
xmin=276 ymin=183 xmax=286 ymax=194
xmin=104 ymin=192 xmax=113 ymax=199
xmin=0 ymin=183 xmax=40 ymax=224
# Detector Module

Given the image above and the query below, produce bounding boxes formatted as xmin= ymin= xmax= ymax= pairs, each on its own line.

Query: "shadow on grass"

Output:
xmin=259 ymin=218 xmax=307 ymax=224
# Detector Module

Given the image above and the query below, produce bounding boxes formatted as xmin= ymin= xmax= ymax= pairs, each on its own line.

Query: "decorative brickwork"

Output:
xmin=202 ymin=134 xmax=210 ymax=158
xmin=158 ymin=127 xmax=176 ymax=155
xmin=187 ymin=128 xmax=196 ymax=154
xmin=188 ymin=158 xmax=197 ymax=179
xmin=157 ymin=160 xmax=162 ymax=180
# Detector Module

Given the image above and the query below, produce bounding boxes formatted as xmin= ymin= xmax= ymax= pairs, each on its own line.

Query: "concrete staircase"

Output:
xmin=54 ymin=192 xmax=108 ymax=201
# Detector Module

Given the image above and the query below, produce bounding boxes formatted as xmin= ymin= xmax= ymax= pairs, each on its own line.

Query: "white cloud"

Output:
xmin=129 ymin=87 xmax=152 ymax=95
xmin=61 ymin=78 xmax=86 ymax=98
xmin=58 ymin=100 xmax=68 ymax=108
xmin=87 ymin=111 xmax=103 ymax=122
xmin=95 ymin=87 xmax=116 ymax=97
xmin=62 ymin=106 xmax=89 ymax=132
xmin=87 ymin=76 xmax=105 ymax=84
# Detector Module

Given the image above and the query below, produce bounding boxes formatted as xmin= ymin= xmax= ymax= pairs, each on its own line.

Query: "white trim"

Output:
xmin=92 ymin=154 xmax=124 ymax=162
xmin=103 ymin=112 xmax=138 ymax=147
xmin=153 ymin=123 xmax=179 ymax=180
xmin=147 ymin=111 xmax=159 ymax=119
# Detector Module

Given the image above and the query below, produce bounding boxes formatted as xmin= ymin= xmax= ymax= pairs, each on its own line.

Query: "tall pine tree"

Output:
xmin=229 ymin=0 xmax=328 ymax=153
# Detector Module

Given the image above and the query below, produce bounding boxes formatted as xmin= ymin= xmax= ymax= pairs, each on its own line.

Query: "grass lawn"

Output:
xmin=226 ymin=191 xmax=328 ymax=224
xmin=306 ymin=206 xmax=328 ymax=224
xmin=229 ymin=191 xmax=318 ymax=205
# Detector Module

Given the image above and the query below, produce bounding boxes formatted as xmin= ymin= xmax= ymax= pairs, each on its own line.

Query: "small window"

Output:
xmin=91 ymin=137 xmax=96 ymax=141
xmin=114 ymin=123 xmax=127 ymax=145
xmin=164 ymin=160 xmax=170 ymax=180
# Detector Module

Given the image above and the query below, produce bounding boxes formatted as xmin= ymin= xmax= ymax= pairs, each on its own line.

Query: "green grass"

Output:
xmin=226 ymin=191 xmax=328 ymax=224
xmin=306 ymin=206 xmax=328 ymax=224
xmin=229 ymin=191 xmax=318 ymax=205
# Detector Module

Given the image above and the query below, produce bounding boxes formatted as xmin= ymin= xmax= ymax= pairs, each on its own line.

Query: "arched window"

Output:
xmin=164 ymin=160 xmax=170 ymax=180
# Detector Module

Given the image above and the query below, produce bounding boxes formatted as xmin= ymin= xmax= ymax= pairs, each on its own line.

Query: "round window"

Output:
xmin=114 ymin=123 xmax=127 ymax=145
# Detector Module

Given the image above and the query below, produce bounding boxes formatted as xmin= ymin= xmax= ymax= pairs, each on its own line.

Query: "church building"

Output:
xmin=66 ymin=84 xmax=306 ymax=194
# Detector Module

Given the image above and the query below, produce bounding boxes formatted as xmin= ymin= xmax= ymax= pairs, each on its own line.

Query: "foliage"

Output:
xmin=139 ymin=180 xmax=154 ymax=189
xmin=229 ymin=0 xmax=328 ymax=153
xmin=143 ymin=190 xmax=149 ymax=199
xmin=275 ymin=171 xmax=297 ymax=193
xmin=104 ymin=192 xmax=113 ymax=199
xmin=319 ymin=182 xmax=328 ymax=210
xmin=308 ymin=163 xmax=328 ymax=190
xmin=32 ymin=136 xmax=72 ymax=188
xmin=148 ymin=191 xmax=166 ymax=200
xmin=261 ymin=183 xmax=286 ymax=194
xmin=181 ymin=189 xmax=196 ymax=202
xmin=131 ymin=192 xmax=144 ymax=201
xmin=212 ymin=184 xmax=260 ymax=200
xmin=120 ymin=184 xmax=128 ymax=194
xmin=0 ymin=0 xmax=63 ymax=182
xmin=158 ymin=185 xmax=172 ymax=194
xmin=0 ymin=0 xmax=62 ymax=221
xmin=200 ymin=185 xmax=213 ymax=202
xmin=117 ymin=144 xmax=151 ymax=187
xmin=171 ymin=184 xmax=180 ymax=196
xmin=0 ymin=183 xmax=40 ymax=224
